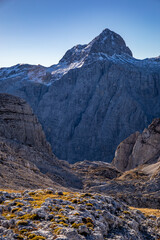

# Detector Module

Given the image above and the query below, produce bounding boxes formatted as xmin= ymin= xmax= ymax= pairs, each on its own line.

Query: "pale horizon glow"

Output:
xmin=0 ymin=0 xmax=160 ymax=68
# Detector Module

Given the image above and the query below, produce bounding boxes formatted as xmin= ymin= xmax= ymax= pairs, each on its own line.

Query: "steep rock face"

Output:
xmin=0 ymin=137 xmax=59 ymax=190
xmin=0 ymin=93 xmax=82 ymax=189
xmin=0 ymin=93 xmax=51 ymax=154
xmin=112 ymin=118 xmax=160 ymax=171
xmin=0 ymin=29 xmax=160 ymax=163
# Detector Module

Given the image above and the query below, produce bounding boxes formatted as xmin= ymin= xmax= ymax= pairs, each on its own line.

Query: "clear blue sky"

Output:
xmin=0 ymin=0 xmax=160 ymax=67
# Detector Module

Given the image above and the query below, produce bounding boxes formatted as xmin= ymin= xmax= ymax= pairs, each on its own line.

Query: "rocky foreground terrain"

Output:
xmin=0 ymin=28 xmax=160 ymax=163
xmin=0 ymin=189 xmax=160 ymax=240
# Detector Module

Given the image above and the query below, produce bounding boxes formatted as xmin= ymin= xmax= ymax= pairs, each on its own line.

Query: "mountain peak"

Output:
xmin=47 ymin=28 xmax=133 ymax=81
xmin=59 ymin=28 xmax=132 ymax=66
xmin=89 ymin=28 xmax=133 ymax=56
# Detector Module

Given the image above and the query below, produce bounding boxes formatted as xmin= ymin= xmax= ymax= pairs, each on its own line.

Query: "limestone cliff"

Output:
xmin=0 ymin=93 xmax=51 ymax=154
xmin=0 ymin=93 xmax=82 ymax=190
xmin=112 ymin=118 xmax=160 ymax=171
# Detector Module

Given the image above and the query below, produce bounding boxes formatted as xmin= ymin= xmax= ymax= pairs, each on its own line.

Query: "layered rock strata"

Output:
xmin=0 ymin=93 xmax=82 ymax=190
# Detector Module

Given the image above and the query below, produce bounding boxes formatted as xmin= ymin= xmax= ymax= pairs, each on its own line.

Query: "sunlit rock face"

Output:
xmin=0 ymin=28 xmax=160 ymax=163
xmin=112 ymin=118 xmax=160 ymax=171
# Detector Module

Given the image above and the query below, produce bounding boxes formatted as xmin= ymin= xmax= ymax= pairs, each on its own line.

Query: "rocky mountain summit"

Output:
xmin=49 ymin=28 xmax=133 ymax=81
xmin=0 ymin=28 xmax=160 ymax=164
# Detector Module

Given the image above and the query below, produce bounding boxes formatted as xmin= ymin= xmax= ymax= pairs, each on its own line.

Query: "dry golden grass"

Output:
xmin=0 ymin=189 xmax=99 ymax=239
xmin=129 ymin=207 xmax=160 ymax=218
xmin=0 ymin=188 xmax=22 ymax=193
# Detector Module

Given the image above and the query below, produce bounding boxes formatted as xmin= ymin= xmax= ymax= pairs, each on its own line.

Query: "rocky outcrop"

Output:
xmin=0 ymin=29 xmax=160 ymax=163
xmin=112 ymin=118 xmax=160 ymax=171
xmin=89 ymin=160 xmax=160 ymax=208
xmin=0 ymin=137 xmax=60 ymax=190
xmin=0 ymin=189 xmax=159 ymax=240
xmin=71 ymin=160 xmax=121 ymax=189
xmin=0 ymin=93 xmax=82 ymax=190
xmin=0 ymin=93 xmax=51 ymax=154
xmin=85 ymin=119 xmax=160 ymax=208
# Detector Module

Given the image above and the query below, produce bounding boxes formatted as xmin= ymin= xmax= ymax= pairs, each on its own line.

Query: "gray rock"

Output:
xmin=32 ymin=208 xmax=46 ymax=219
xmin=60 ymin=228 xmax=84 ymax=240
xmin=112 ymin=118 xmax=160 ymax=171
xmin=91 ymin=232 xmax=104 ymax=240
xmin=157 ymin=217 xmax=160 ymax=227
xmin=127 ymin=219 xmax=139 ymax=231
xmin=55 ymin=236 xmax=69 ymax=240
xmin=0 ymin=93 xmax=52 ymax=154
xmin=0 ymin=227 xmax=5 ymax=233
xmin=8 ymin=219 xmax=16 ymax=228
xmin=94 ymin=221 xmax=108 ymax=235
xmin=2 ymin=221 xmax=10 ymax=229
xmin=78 ymin=225 xmax=89 ymax=235
xmin=0 ymin=93 xmax=82 ymax=190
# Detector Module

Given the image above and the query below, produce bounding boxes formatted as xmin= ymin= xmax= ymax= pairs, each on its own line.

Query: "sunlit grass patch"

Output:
xmin=129 ymin=207 xmax=160 ymax=218
xmin=2 ymin=212 xmax=16 ymax=220
xmin=0 ymin=189 xmax=22 ymax=193
xmin=72 ymin=222 xmax=83 ymax=228
xmin=54 ymin=227 xmax=63 ymax=235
